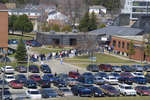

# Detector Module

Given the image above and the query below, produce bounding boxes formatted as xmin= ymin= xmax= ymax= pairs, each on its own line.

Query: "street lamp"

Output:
xmin=26 ymin=46 xmax=30 ymax=79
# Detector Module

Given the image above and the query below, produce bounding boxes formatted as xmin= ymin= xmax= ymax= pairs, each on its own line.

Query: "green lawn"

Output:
xmin=51 ymin=96 xmax=150 ymax=100
xmin=64 ymin=53 xmax=138 ymax=68
xmin=8 ymin=35 xmax=33 ymax=40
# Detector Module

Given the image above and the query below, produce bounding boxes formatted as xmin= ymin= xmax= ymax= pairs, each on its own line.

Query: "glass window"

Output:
xmin=122 ymin=42 xmax=125 ymax=48
xmin=127 ymin=43 xmax=129 ymax=49
xmin=113 ymin=40 xmax=116 ymax=47
xmin=118 ymin=41 xmax=120 ymax=48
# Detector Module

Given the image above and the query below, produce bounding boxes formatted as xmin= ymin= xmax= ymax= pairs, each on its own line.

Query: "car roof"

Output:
xmin=118 ymin=83 xmax=131 ymax=87
xmin=28 ymin=89 xmax=39 ymax=91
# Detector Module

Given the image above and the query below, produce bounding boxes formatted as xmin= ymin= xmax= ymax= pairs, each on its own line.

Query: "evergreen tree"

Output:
xmin=15 ymin=38 xmax=27 ymax=63
xmin=78 ymin=12 xmax=90 ymax=32
xmin=14 ymin=14 xmax=33 ymax=35
xmin=62 ymin=25 xmax=72 ymax=32
xmin=89 ymin=12 xmax=97 ymax=31
xmin=9 ymin=15 xmax=17 ymax=34
xmin=50 ymin=24 xmax=60 ymax=32
xmin=128 ymin=41 xmax=135 ymax=58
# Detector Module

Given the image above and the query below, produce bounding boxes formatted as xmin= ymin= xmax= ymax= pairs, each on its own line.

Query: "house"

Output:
xmin=47 ymin=10 xmax=69 ymax=26
xmin=89 ymin=5 xmax=107 ymax=16
xmin=0 ymin=3 xmax=8 ymax=55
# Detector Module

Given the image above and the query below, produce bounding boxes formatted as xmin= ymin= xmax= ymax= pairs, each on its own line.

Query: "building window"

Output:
xmin=127 ymin=43 xmax=129 ymax=49
xmin=122 ymin=42 xmax=125 ymax=48
xmin=113 ymin=40 xmax=116 ymax=47
xmin=118 ymin=41 xmax=120 ymax=48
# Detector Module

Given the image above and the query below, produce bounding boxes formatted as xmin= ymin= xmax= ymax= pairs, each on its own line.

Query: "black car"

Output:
xmin=132 ymin=77 xmax=147 ymax=84
xmin=15 ymin=74 xmax=27 ymax=84
xmin=0 ymin=89 xmax=12 ymax=100
xmin=118 ymin=77 xmax=133 ymax=85
xmin=90 ymin=86 xmax=105 ymax=97
xmin=40 ymin=64 xmax=51 ymax=73
xmin=24 ymin=80 xmax=37 ymax=88
xmin=40 ymin=88 xmax=58 ymax=98
xmin=86 ymin=64 xmax=99 ymax=72
xmin=145 ymin=73 xmax=150 ymax=83
xmin=53 ymin=78 xmax=67 ymax=87
xmin=15 ymin=65 xmax=27 ymax=73
xmin=71 ymin=84 xmax=93 ymax=97
xmin=121 ymin=65 xmax=134 ymax=72
xmin=29 ymin=65 xmax=39 ymax=73
xmin=37 ymin=80 xmax=51 ymax=88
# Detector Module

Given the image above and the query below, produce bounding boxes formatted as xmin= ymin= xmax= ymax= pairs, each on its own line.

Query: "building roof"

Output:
xmin=89 ymin=5 xmax=106 ymax=9
xmin=9 ymin=8 xmax=40 ymax=13
xmin=113 ymin=35 xmax=144 ymax=42
xmin=0 ymin=3 xmax=7 ymax=10
xmin=90 ymin=26 xmax=143 ymax=36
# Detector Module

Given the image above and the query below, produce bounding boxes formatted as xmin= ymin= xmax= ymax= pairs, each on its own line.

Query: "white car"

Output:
xmin=103 ymin=75 xmax=118 ymax=84
xmin=26 ymin=89 xmax=42 ymax=99
xmin=118 ymin=84 xmax=136 ymax=96
xmin=131 ymin=72 xmax=145 ymax=78
xmin=1 ymin=66 xmax=14 ymax=74
xmin=5 ymin=75 xmax=15 ymax=82
xmin=59 ymin=87 xmax=73 ymax=96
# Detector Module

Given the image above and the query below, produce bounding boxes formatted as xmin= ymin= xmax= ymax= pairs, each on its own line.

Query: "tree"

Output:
xmin=128 ymin=41 xmax=135 ymax=58
xmin=15 ymin=38 xmax=27 ymax=63
xmin=145 ymin=34 xmax=150 ymax=57
xmin=9 ymin=15 xmax=17 ymax=34
xmin=78 ymin=12 xmax=90 ymax=32
xmin=89 ymin=12 xmax=97 ymax=31
xmin=14 ymin=14 xmax=33 ymax=35
xmin=98 ymin=24 xmax=106 ymax=28
xmin=62 ymin=25 xmax=72 ymax=32
xmin=50 ymin=24 xmax=60 ymax=32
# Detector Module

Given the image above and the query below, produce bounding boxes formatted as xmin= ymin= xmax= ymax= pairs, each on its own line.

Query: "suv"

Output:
xmin=118 ymin=84 xmax=136 ymax=96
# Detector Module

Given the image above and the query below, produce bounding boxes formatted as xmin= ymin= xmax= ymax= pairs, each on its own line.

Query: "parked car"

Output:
xmin=82 ymin=72 xmax=94 ymax=78
xmin=68 ymin=71 xmax=80 ymax=79
xmin=109 ymin=72 xmax=121 ymax=79
xmin=24 ymin=80 xmax=37 ymax=88
xmin=42 ymin=74 xmax=55 ymax=83
xmin=121 ymin=65 xmax=134 ymax=72
xmin=37 ymin=80 xmax=51 ymax=88
xmin=0 ymin=56 xmax=11 ymax=63
xmin=57 ymin=73 xmax=69 ymax=80
xmin=120 ymin=72 xmax=134 ymax=78
xmin=15 ymin=65 xmax=27 ymax=73
xmin=135 ymin=86 xmax=150 ymax=96
xmin=1 ymin=66 xmax=14 ymax=74
xmin=90 ymin=86 xmax=105 ymax=97
xmin=145 ymin=73 xmax=150 ymax=83
xmin=78 ymin=76 xmax=94 ymax=84
xmin=71 ymin=84 xmax=93 ymax=97
xmin=95 ymin=72 xmax=108 ymax=78
xmin=94 ymin=76 xmax=105 ymax=85
xmin=132 ymin=77 xmax=147 ymax=84
xmin=15 ymin=74 xmax=27 ymax=84
xmin=118 ymin=84 xmax=136 ymax=96
xmin=132 ymin=65 xmax=144 ymax=72
xmin=118 ymin=77 xmax=133 ymax=85
xmin=29 ymin=65 xmax=39 ymax=73
xmin=40 ymin=88 xmax=58 ymax=98
xmin=112 ymin=65 xmax=122 ymax=72
xmin=65 ymin=77 xmax=79 ymax=86
xmin=53 ymin=78 xmax=67 ymax=87
xmin=9 ymin=80 xmax=23 ymax=89
xmin=59 ymin=87 xmax=73 ymax=96
xmin=0 ymin=89 xmax=13 ymax=100
xmin=100 ymin=85 xmax=120 ymax=96
xmin=131 ymin=72 xmax=145 ymax=78
xmin=29 ymin=74 xmax=41 ymax=82
xmin=99 ymin=64 xmax=112 ymax=72
xmin=86 ymin=64 xmax=99 ymax=72
xmin=0 ymin=80 xmax=9 ymax=89
xmin=143 ymin=65 xmax=150 ymax=72
xmin=26 ymin=89 xmax=42 ymax=99
xmin=103 ymin=75 xmax=118 ymax=85
xmin=5 ymin=75 xmax=15 ymax=82
xmin=31 ymin=40 xmax=42 ymax=47
xmin=40 ymin=64 xmax=51 ymax=73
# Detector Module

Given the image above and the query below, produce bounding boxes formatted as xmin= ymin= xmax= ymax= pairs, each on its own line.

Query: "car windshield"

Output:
xmin=134 ymin=73 xmax=143 ymax=75
xmin=107 ymin=87 xmax=115 ymax=90
xmin=7 ymin=76 xmax=14 ymax=78
xmin=125 ymin=86 xmax=132 ymax=89
xmin=18 ymin=75 xmax=26 ymax=78
xmin=110 ymin=78 xmax=116 ymax=80
xmin=141 ymin=87 xmax=149 ymax=90
xmin=34 ymin=76 xmax=40 ymax=78
xmin=6 ymin=67 xmax=12 ymax=69
xmin=29 ymin=90 xmax=40 ymax=94
xmin=72 ymin=73 xmax=80 ymax=76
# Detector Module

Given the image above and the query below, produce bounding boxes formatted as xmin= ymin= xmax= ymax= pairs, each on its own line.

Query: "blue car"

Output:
xmin=132 ymin=77 xmax=147 ymax=84
xmin=121 ymin=65 xmax=134 ymax=72
xmin=82 ymin=72 xmax=94 ymax=78
xmin=42 ymin=74 xmax=55 ymax=83
xmin=95 ymin=72 xmax=108 ymax=78
xmin=109 ymin=72 xmax=121 ymax=79
xmin=90 ymin=86 xmax=105 ymax=97
xmin=40 ymin=64 xmax=51 ymax=73
xmin=71 ymin=84 xmax=93 ymax=97
xmin=15 ymin=74 xmax=27 ymax=84
xmin=31 ymin=40 xmax=42 ymax=47
xmin=24 ymin=80 xmax=37 ymax=88
xmin=78 ymin=76 xmax=94 ymax=84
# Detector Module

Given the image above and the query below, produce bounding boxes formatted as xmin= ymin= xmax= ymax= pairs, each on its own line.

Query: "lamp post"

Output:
xmin=26 ymin=46 xmax=30 ymax=79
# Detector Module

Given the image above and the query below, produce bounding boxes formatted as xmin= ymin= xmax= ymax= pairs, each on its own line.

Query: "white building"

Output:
xmin=89 ymin=5 xmax=107 ymax=15
xmin=121 ymin=0 xmax=150 ymax=20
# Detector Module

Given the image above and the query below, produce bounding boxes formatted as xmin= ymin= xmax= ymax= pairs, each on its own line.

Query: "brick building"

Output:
xmin=0 ymin=3 xmax=8 ymax=55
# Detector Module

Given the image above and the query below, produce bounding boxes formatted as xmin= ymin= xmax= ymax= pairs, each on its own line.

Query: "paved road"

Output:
xmin=35 ymin=59 xmax=86 ymax=74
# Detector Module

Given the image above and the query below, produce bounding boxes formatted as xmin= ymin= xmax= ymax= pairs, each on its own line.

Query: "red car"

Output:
xmin=9 ymin=80 xmax=23 ymax=89
xmin=135 ymin=86 xmax=150 ymax=96
xmin=29 ymin=74 xmax=41 ymax=82
xmin=69 ymin=71 xmax=80 ymax=79
xmin=99 ymin=64 xmax=112 ymax=72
